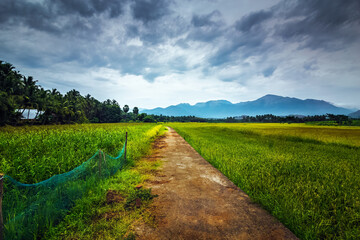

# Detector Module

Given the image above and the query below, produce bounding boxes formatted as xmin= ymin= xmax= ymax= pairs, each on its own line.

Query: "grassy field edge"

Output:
xmin=44 ymin=125 xmax=167 ymax=239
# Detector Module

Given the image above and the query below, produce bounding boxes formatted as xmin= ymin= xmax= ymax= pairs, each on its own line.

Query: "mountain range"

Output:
xmin=142 ymin=94 xmax=357 ymax=118
xmin=349 ymin=110 xmax=360 ymax=119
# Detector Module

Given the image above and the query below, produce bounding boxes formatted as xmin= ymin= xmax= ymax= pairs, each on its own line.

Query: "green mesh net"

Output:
xmin=2 ymin=142 xmax=126 ymax=240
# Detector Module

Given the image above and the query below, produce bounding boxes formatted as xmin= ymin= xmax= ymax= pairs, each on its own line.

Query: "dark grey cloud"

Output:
xmin=262 ymin=66 xmax=276 ymax=77
xmin=187 ymin=11 xmax=224 ymax=42
xmin=0 ymin=0 xmax=55 ymax=32
xmin=0 ymin=0 xmax=125 ymax=34
xmin=127 ymin=14 xmax=188 ymax=46
xmin=126 ymin=24 xmax=140 ymax=38
xmin=208 ymin=33 xmax=268 ymax=67
xmin=275 ymin=0 xmax=360 ymax=50
xmin=235 ymin=10 xmax=273 ymax=32
xmin=191 ymin=10 xmax=221 ymax=27
xmin=52 ymin=0 xmax=124 ymax=18
xmin=131 ymin=0 xmax=171 ymax=24
xmin=208 ymin=18 xmax=270 ymax=67
xmin=209 ymin=0 xmax=360 ymax=69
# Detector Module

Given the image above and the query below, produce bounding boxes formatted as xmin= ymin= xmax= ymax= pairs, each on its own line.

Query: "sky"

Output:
xmin=1 ymin=0 xmax=360 ymax=110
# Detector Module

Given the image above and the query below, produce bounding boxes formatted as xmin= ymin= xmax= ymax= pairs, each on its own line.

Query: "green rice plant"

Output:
xmin=169 ymin=123 xmax=360 ymax=240
xmin=0 ymin=123 xmax=164 ymax=239
xmin=0 ymin=123 xmax=160 ymax=182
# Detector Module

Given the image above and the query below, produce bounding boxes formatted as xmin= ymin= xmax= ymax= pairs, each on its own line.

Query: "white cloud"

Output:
xmin=126 ymin=37 xmax=143 ymax=47
xmin=86 ymin=67 xmax=245 ymax=108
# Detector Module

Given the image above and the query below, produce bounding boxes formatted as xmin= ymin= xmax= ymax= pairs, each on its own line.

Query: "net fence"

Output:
xmin=1 ymin=141 xmax=126 ymax=239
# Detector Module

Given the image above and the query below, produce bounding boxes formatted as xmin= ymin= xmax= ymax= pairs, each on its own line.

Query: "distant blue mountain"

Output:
xmin=142 ymin=94 xmax=355 ymax=118
xmin=349 ymin=110 xmax=360 ymax=119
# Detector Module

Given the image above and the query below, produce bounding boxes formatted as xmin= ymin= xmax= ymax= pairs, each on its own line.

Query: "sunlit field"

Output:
xmin=205 ymin=123 xmax=360 ymax=147
xmin=0 ymin=123 xmax=161 ymax=183
xmin=169 ymin=123 xmax=360 ymax=240
xmin=0 ymin=123 xmax=164 ymax=239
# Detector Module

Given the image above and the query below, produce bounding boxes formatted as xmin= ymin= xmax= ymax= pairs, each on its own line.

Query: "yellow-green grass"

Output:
xmin=0 ymin=123 xmax=165 ymax=239
xmin=169 ymin=123 xmax=360 ymax=240
xmin=0 ymin=123 xmax=161 ymax=183
xmin=46 ymin=146 xmax=163 ymax=240
xmin=189 ymin=123 xmax=360 ymax=147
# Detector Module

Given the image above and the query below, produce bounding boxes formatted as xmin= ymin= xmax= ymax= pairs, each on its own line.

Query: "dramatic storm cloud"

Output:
xmin=1 ymin=0 xmax=359 ymax=109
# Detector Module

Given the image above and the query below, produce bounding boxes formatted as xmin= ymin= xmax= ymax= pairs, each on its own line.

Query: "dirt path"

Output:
xmin=136 ymin=127 xmax=298 ymax=240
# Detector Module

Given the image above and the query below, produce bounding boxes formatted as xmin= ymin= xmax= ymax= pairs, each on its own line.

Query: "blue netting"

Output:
xmin=2 ymin=143 xmax=126 ymax=240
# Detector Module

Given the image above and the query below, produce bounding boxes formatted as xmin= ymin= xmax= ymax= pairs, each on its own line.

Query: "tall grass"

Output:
xmin=0 ymin=123 xmax=160 ymax=183
xmin=169 ymin=123 xmax=360 ymax=240
xmin=0 ymin=123 xmax=164 ymax=239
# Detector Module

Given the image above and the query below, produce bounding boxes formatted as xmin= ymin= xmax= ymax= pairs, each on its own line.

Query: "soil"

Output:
xmin=106 ymin=190 xmax=124 ymax=204
xmin=135 ymin=127 xmax=298 ymax=240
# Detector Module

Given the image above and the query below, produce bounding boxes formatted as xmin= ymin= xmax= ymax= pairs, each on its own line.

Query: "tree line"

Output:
xmin=222 ymin=114 xmax=355 ymax=125
xmin=0 ymin=61 xmax=141 ymax=125
xmin=130 ymin=114 xmax=356 ymax=125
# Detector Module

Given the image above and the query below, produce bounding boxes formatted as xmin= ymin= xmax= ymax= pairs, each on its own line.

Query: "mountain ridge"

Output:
xmin=142 ymin=94 xmax=356 ymax=118
xmin=349 ymin=110 xmax=360 ymax=119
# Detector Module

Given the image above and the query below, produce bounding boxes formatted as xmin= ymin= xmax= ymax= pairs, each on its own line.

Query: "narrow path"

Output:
xmin=136 ymin=127 xmax=298 ymax=240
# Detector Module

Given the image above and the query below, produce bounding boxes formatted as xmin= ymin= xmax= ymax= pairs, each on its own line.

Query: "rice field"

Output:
xmin=0 ymin=123 xmax=164 ymax=239
xmin=0 ymin=123 xmax=161 ymax=183
xmin=1 ymin=122 xmax=360 ymax=239
xmin=169 ymin=123 xmax=360 ymax=240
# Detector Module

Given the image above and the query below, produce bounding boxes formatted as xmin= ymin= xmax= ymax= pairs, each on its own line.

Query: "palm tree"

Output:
xmin=33 ymin=87 xmax=49 ymax=120
xmin=133 ymin=106 xmax=139 ymax=115
xmin=22 ymin=76 xmax=38 ymax=119
xmin=0 ymin=61 xmax=24 ymax=124
xmin=123 ymin=105 xmax=129 ymax=113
